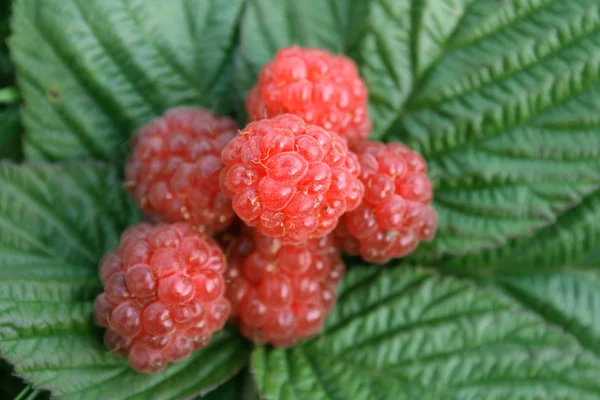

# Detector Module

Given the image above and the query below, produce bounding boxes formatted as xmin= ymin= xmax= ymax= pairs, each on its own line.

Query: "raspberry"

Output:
xmin=94 ymin=222 xmax=230 ymax=374
xmin=126 ymin=107 xmax=238 ymax=234
xmin=335 ymin=142 xmax=437 ymax=263
xmin=246 ymin=46 xmax=371 ymax=150
xmin=220 ymin=114 xmax=364 ymax=243
xmin=225 ymin=228 xmax=344 ymax=346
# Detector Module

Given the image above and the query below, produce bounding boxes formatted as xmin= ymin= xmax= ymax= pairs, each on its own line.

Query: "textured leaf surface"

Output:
xmin=362 ymin=0 xmax=600 ymax=261
xmin=235 ymin=0 xmax=368 ymax=94
xmin=236 ymin=0 xmax=600 ymax=263
xmin=494 ymin=270 xmax=600 ymax=358
xmin=0 ymin=163 xmax=251 ymax=399
xmin=252 ymin=267 xmax=600 ymax=400
xmin=11 ymin=0 xmax=244 ymax=162
xmin=440 ymin=187 xmax=600 ymax=271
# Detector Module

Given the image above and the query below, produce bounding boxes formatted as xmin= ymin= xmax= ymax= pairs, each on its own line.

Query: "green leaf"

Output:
xmin=359 ymin=0 xmax=600 ymax=262
xmin=235 ymin=0 xmax=369 ymax=94
xmin=439 ymin=187 xmax=600 ymax=272
xmin=11 ymin=0 xmax=244 ymax=162
xmin=253 ymin=267 xmax=600 ymax=399
xmin=238 ymin=0 xmax=600 ymax=265
xmin=492 ymin=270 xmax=600 ymax=358
xmin=0 ymin=107 xmax=22 ymax=161
xmin=579 ymin=246 xmax=600 ymax=267
xmin=0 ymin=163 xmax=251 ymax=399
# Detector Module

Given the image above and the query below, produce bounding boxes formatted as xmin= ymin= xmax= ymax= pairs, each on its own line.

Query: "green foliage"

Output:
xmin=493 ymin=270 xmax=600 ymax=357
xmin=0 ymin=163 xmax=251 ymax=399
xmin=11 ymin=0 xmax=244 ymax=162
xmin=1 ymin=0 xmax=599 ymax=398
xmin=253 ymin=267 xmax=600 ymax=399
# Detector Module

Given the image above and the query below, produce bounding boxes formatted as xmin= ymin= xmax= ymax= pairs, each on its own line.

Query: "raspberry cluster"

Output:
xmin=246 ymin=46 xmax=371 ymax=150
xmin=126 ymin=107 xmax=238 ymax=234
xmin=336 ymin=142 xmax=437 ymax=263
xmin=219 ymin=114 xmax=364 ymax=244
xmin=94 ymin=223 xmax=229 ymax=373
xmin=97 ymin=45 xmax=437 ymax=374
xmin=225 ymin=228 xmax=344 ymax=346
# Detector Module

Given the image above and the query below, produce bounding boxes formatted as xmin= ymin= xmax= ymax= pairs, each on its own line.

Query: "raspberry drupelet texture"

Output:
xmin=126 ymin=107 xmax=238 ymax=234
xmin=245 ymin=46 xmax=371 ymax=150
xmin=225 ymin=228 xmax=344 ymax=346
xmin=335 ymin=141 xmax=437 ymax=263
xmin=94 ymin=223 xmax=231 ymax=374
xmin=220 ymin=114 xmax=364 ymax=243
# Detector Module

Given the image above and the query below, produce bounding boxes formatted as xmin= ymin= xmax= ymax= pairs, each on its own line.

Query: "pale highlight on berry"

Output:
xmin=224 ymin=227 xmax=344 ymax=346
xmin=125 ymin=107 xmax=238 ymax=234
xmin=335 ymin=141 xmax=438 ymax=263
xmin=220 ymin=114 xmax=364 ymax=243
xmin=246 ymin=46 xmax=371 ymax=150
xmin=94 ymin=222 xmax=230 ymax=374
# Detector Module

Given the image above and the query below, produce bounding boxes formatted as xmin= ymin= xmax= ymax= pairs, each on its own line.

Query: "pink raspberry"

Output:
xmin=125 ymin=107 xmax=238 ymax=234
xmin=246 ymin=46 xmax=371 ymax=150
xmin=94 ymin=223 xmax=230 ymax=374
xmin=335 ymin=141 xmax=437 ymax=263
xmin=220 ymin=114 xmax=364 ymax=243
xmin=225 ymin=228 xmax=344 ymax=346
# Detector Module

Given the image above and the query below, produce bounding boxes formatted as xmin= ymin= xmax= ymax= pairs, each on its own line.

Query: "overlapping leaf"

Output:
xmin=440 ymin=187 xmax=600 ymax=271
xmin=0 ymin=163 xmax=251 ymax=399
xmin=493 ymin=270 xmax=600 ymax=357
xmin=11 ymin=0 xmax=244 ymax=162
xmin=253 ymin=267 xmax=600 ymax=400
xmin=380 ymin=0 xmax=600 ymax=260
xmin=4 ymin=0 xmax=600 ymax=399
xmin=237 ymin=0 xmax=600 ymax=264
xmin=235 ymin=0 xmax=368 ymax=94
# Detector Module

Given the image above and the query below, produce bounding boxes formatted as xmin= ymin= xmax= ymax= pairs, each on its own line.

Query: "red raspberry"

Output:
xmin=225 ymin=228 xmax=344 ymax=346
xmin=126 ymin=107 xmax=238 ymax=234
xmin=220 ymin=114 xmax=364 ymax=243
xmin=335 ymin=142 xmax=437 ymax=263
xmin=94 ymin=222 xmax=230 ymax=374
xmin=246 ymin=46 xmax=371 ymax=150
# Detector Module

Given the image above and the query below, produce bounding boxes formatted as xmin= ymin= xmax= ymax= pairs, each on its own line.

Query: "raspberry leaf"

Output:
xmin=438 ymin=188 xmax=600 ymax=272
xmin=237 ymin=0 xmax=600 ymax=265
xmin=491 ymin=270 xmax=600 ymax=358
xmin=364 ymin=0 xmax=600 ymax=261
xmin=235 ymin=0 xmax=369 ymax=93
xmin=10 ymin=0 xmax=244 ymax=163
xmin=0 ymin=163 xmax=251 ymax=399
xmin=252 ymin=267 xmax=600 ymax=399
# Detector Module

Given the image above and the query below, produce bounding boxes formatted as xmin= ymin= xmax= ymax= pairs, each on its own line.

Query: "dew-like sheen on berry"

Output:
xmin=246 ymin=46 xmax=371 ymax=150
xmin=94 ymin=222 xmax=230 ymax=374
xmin=224 ymin=227 xmax=344 ymax=346
xmin=220 ymin=114 xmax=364 ymax=244
xmin=125 ymin=107 xmax=238 ymax=234
xmin=336 ymin=142 xmax=438 ymax=263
